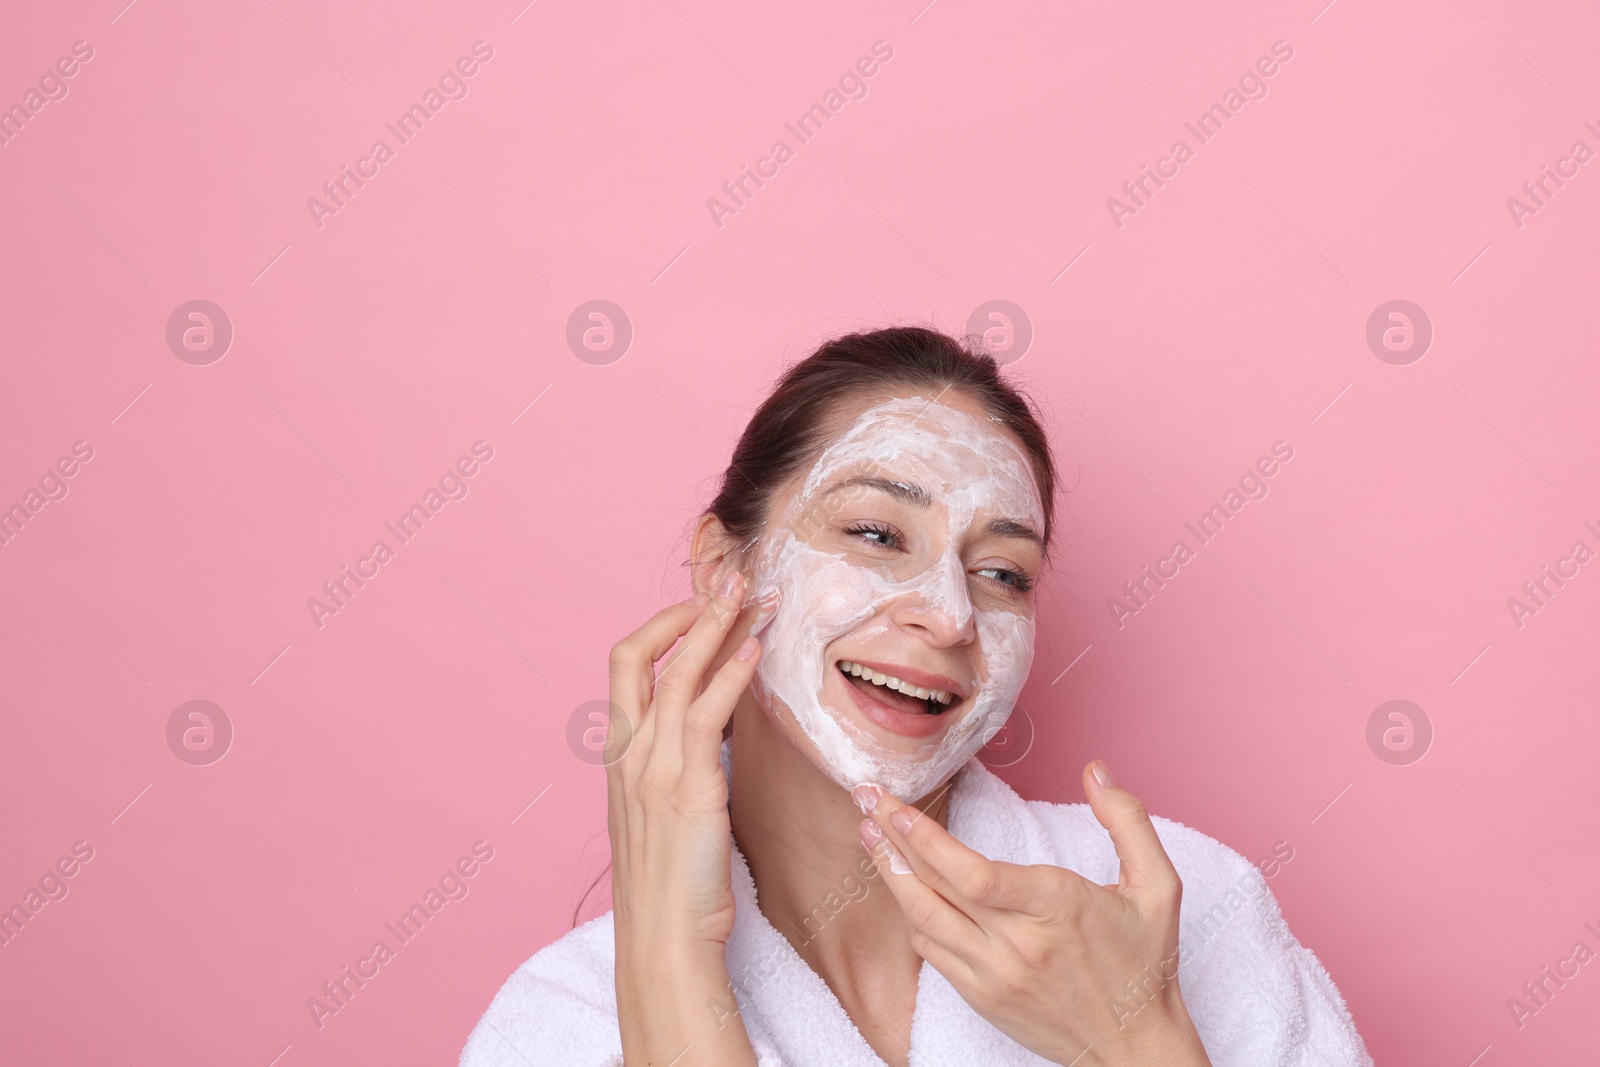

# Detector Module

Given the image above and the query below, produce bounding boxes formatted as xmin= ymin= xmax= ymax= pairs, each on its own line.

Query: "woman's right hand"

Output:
xmin=607 ymin=561 xmax=778 ymax=1065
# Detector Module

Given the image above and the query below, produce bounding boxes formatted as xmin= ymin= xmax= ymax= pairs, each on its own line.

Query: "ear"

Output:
xmin=689 ymin=512 xmax=739 ymax=597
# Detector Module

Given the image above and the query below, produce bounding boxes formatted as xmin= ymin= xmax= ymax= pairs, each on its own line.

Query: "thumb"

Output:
xmin=1082 ymin=760 xmax=1180 ymax=898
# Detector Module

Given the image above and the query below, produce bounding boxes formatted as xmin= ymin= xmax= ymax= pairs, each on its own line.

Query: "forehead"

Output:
xmin=797 ymin=395 xmax=1044 ymax=526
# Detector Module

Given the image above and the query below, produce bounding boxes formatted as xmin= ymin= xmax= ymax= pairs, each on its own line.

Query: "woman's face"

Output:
xmin=745 ymin=392 xmax=1045 ymax=801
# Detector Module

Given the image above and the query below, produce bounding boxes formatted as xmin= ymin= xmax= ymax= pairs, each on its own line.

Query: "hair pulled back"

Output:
xmin=707 ymin=325 xmax=1058 ymax=556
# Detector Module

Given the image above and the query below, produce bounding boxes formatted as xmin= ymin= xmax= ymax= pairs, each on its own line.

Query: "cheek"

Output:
xmin=974 ymin=610 xmax=1035 ymax=699
xmin=759 ymin=541 xmax=877 ymax=642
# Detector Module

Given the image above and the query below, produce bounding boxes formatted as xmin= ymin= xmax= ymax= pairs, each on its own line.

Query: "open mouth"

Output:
xmin=837 ymin=659 xmax=960 ymax=717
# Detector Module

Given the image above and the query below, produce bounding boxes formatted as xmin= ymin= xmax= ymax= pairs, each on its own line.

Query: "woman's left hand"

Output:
xmin=852 ymin=760 xmax=1213 ymax=1067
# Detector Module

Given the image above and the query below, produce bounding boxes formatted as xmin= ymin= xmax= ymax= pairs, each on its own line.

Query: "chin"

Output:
xmin=754 ymin=682 xmax=985 ymax=802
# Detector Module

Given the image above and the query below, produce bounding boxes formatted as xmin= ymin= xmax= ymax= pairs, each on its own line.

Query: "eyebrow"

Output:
xmin=985 ymin=518 xmax=1044 ymax=547
xmin=823 ymin=476 xmax=1044 ymax=546
xmin=827 ymin=475 xmax=929 ymax=506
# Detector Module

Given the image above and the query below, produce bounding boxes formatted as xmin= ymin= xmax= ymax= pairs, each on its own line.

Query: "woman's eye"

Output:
xmin=844 ymin=523 xmax=901 ymax=550
xmin=977 ymin=566 xmax=1035 ymax=593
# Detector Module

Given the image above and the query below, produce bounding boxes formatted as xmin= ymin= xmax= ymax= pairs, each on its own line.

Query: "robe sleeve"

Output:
xmin=459 ymin=922 xmax=624 ymax=1067
xmin=1161 ymin=822 xmax=1374 ymax=1067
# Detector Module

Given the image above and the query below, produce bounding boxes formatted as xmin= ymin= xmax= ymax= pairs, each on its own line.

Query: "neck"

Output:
xmin=725 ymin=695 xmax=956 ymax=991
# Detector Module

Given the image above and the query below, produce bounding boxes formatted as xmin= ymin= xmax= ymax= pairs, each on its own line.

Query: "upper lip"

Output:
xmin=836 ymin=658 xmax=970 ymax=701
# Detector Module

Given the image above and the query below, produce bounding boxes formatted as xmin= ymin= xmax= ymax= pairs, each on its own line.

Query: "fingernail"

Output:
xmin=859 ymin=819 xmax=884 ymax=844
xmin=1092 ymin=760 xmax=1114 ymax=789
xmin=734 ymin=635 xmax=758 ymax=661
xmin=889 ymin=807 xmax=916 ymax=836
xmin=717 ymin=565 xmax=744 ymax=600
xmin=851 ymin=783 xmax=882 ymax=814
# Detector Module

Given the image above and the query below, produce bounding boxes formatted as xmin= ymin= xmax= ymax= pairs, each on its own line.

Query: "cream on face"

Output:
xmin=745 ymin=396 xmax=1043 ymax=800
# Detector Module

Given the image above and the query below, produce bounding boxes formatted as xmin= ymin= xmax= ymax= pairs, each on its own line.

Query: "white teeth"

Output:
xmin=838 ymin=661 xmax=954 ymax=706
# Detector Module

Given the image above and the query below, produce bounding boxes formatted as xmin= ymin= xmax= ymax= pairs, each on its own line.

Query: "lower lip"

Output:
xmin=837 ymin=668 xmax=954 ymax=739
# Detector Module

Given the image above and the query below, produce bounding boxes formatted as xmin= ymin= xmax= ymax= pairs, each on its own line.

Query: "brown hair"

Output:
xmin=708 ymin=325 xmax=1058 ymax=557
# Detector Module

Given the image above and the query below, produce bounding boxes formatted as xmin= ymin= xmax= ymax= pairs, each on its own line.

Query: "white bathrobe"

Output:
xmin=461 ymin=743 xmax=1373 ymax=1066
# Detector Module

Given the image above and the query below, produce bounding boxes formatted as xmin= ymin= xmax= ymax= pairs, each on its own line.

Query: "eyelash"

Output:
xmin=841 ymin=522 xmax=1035 ymax=593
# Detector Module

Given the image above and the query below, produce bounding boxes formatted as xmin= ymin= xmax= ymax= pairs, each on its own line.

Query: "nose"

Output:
xmin=892 ymin=552 xmax=976 ymax=646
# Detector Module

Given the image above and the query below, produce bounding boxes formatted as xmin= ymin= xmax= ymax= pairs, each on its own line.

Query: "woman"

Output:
xmin=460 ymin=327 xmax=1372 ymax=1066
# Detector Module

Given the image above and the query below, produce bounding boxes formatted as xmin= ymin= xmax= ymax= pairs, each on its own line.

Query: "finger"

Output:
xmin=680 ymin=633 xmax=762 ymax=775
xmin=607 ymin=598 xmax=711 ymax=783
xmin=1082 ymin=760 xmax=1180 ymax=898
xmin=697 ymin=583 xmax=782 ymax=691
xmin=853 ymin=783 xmax=1048 ymax=915
xmin=650 ymin=567 xmax=749 ymax=765
xmin=859 ymin=819 xmax=989 ymax=969
xmin=607 ymin=597 xmax=710 ymax=721
xmin=654 ymin=565 xmax=745 ymax=701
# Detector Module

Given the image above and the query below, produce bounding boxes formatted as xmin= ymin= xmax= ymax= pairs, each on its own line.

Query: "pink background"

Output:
xmin=3 ymin=0 xmax=1597 ymax=1063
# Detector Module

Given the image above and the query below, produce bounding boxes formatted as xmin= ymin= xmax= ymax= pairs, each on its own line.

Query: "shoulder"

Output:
xmin=458 ymin=912 xmax=622 ymax=1067
xmin=1022 ymin=797 xmax=1373 ymax=1066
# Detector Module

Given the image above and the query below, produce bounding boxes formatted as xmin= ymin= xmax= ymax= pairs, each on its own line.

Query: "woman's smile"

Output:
xmin=832 ymin=656 xmax=970 ymax=738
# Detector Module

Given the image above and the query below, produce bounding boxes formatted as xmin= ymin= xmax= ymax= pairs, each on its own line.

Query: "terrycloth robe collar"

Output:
xmin=718 ymin=740 xmax=1064 ymax=1066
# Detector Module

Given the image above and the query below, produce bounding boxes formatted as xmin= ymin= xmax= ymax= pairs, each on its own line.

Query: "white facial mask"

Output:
xmin=746 ymin=396 xmax=1043 ymax=800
